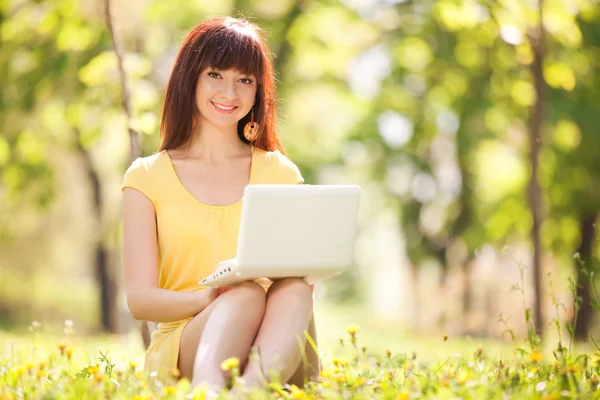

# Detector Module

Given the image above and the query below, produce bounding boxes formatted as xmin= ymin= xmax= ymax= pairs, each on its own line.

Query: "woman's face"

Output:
xmin=195 ymin=67 xmax=258 ymax=129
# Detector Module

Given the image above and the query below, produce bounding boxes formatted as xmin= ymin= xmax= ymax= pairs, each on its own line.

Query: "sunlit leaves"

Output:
xmin=55 ymin=22 xmax=97 ymax=52
xmin=0 ymin=136 xmax=10 ymax=167
xmin=553 ymin=120 xmax=581 ymax=151
xmin=79 ymin=52 xmax=152 ymax=87
xmin=433 ymin=0 xmax=487 ymax=31
xmin=16 ymin=131 xmax=44 ymax=165
xmin=473 ymin=140 xmax=527 ymax=204
xmin=395 ymin=37 xmax=433 ymax=72
xmin=544 ymin=62 xmax=576 ymax=91
xmin=510 ymin=80 xmax=536 ymax=107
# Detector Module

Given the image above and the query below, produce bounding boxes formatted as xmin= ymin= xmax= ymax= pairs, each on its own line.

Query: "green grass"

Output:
xmin=2 ymin=311 xmax=600 ymax=399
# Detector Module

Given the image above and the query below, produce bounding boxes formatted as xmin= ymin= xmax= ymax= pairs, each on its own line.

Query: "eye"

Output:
xmin=240 ymin=78 xmax=253 ymax=85
xmin=208 ymin=71 xmax=221 ymax=79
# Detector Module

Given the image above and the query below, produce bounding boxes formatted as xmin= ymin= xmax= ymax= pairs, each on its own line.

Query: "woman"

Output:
xmin=121 ymin=17 xmax=319 ymax=390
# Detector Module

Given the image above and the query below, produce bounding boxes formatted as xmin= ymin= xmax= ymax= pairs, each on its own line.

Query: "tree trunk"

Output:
xmin=462 ymin=258 xmax=474 ymax=333
xmin=527 ymin=0 xmax=546 ymax=337
xmin=574 ymin=211 xmax=598 ymax=340
xmin=74 ymin=129 xmax=119 ymax=333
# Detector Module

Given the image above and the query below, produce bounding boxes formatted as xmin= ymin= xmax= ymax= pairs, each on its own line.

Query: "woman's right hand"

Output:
xmin=198 ymin=286 xmax=234 ymax=310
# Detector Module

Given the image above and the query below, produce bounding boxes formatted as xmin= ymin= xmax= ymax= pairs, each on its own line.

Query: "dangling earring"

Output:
xmin=243 ymin=107 xmax=259 ymax=141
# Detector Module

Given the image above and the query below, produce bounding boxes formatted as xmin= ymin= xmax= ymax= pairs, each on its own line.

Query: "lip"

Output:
xmin=211 ymin=101 xmax=237 ymax=114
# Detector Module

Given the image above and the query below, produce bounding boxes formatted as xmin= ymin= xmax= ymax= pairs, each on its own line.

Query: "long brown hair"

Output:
xmin=158 ymin=17 xmax=283 ymax=153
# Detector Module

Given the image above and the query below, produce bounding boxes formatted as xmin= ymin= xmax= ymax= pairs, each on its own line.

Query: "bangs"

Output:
xmin=200 ymin=26 xmax=263 ymax=79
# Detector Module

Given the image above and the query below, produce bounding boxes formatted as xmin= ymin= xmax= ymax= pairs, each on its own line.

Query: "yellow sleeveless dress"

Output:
xmin=121 ymin=146 xmax=304 ymax=382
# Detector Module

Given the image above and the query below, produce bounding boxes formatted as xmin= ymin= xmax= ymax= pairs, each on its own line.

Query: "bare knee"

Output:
xmin=225 ymin=280 xmax=267 ymax=309
xmin=268 ymin=278 xmax=313 ymax=307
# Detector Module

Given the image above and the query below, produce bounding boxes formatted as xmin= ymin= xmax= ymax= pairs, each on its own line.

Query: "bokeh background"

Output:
xmin=1 ymin=0 xmax=600 ymax=356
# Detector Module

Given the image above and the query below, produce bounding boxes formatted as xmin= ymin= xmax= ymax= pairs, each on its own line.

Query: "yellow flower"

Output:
xmin=386 ymin=349 xmax=392 ymax=358
xmin=38 ymin=361 xmax=47 ymax=370
xmin=66 ymin=348 xmax=73 ymax=359
xmin=540 ymin=394 xmax=559 ymax=400
xmin=26 ymin=362 xmax=36 ymax=372
xmin=192 ymin=386 xmax=207 ymax=400
xmin=346 ymin=324 xmax=360 ymax=335
xmin=397 ymin=393 xmax=410 ymax=400
xmin=320 ymin=369 xmax=333 ymax=379
xmin=58 ymin=342 xmax=67 ymax=352
xmin=135 ymin=371 xmax=143 ymax=379
xmin=456 ymin=372 xmax=471 ymax=384
xmin=440 ymin=378 xmax=450 ymax=387
xmin=131 ymin=396 xmax=149 ymax=400
xmin=15 ymin=367 xmax=25 ymax=377
xmin=129 ymin=361 xmax=138 ymax=370
xmin=88 ymin=365 xmax=99 ymax=374
xmin=355 ymin=377 xmax=366 ymax=386
xmin=163 ymin=386 xmax=177 ymax=395
xmin=592 ymin=356 xmax=600 ymax=367
xmin=568 ymin=364 xmax=579 ymax=374
xmin=220 ymin=357 xmax=239 ymax=371
xmin=290 ymin=385 xmax=306 ymax=399
xmin=36 ymin=370 xmax=46 ymax=379
xmin=590 ymin=375 xmax=598 ymax=385
xmin=530 ymin=351 xmax=543 ymax=362
xmin=93 ymin=372 xmax=104 ymax=382
xmin=443 ymin=334 xmax=448 ymax=342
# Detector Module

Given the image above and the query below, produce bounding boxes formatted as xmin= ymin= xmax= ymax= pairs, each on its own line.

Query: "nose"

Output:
xmin=220 ymin=78 xmax=237 ymax=102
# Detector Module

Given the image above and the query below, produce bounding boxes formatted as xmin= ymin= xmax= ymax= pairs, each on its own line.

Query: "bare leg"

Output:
xmin=178 ymin=281 xmax=266 ymax=390
xmin=287 ymin=313 xmax=321 ymax=387
xmin=242 ymin=278 xmax=313 ymax=387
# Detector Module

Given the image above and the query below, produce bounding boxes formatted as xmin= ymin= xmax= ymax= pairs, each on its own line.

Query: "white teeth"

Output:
xmin=213 ymin=102 xmax=235 ymax=111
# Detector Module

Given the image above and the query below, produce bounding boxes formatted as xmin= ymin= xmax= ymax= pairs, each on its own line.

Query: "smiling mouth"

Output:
xmin=211 ymin=101 xmax=237 ymax=113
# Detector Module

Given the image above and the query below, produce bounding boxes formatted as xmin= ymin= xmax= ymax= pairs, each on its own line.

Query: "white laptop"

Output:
xmin=199 ymin=184 xmax=361 ymax=287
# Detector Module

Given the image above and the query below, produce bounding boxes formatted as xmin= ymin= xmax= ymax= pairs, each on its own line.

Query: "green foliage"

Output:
xmin=2 ymin=323 xmax=600 ymax=399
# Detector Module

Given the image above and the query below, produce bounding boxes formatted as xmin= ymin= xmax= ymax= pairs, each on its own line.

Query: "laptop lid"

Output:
xmin=236 ymin=185 xmax=361 ymax=274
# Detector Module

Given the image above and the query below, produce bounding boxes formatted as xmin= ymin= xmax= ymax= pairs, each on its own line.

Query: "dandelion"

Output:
xmin=113 ymin=363 xmax=126 ymax=376
xmin=397 ymin=393 xmax=410 ymax=400
xmin=88 ymin=365 xmax=99 ymax=374
xmin=129 ymin=361 xmax=138 ymax=370
xmin=38 ymin=361 xmax=47 ymax=370
xmin=66 ymin=347 xmax=73 ymax=360
xmin=93 ymin=371 xmax=104 ymax=382
xmin=531 ymin=352 xmax=543 ymax=363
xmin=192 ymin=386 xmax=207 ymax=400
xmin=36 ymin=370 xmax=46 ymax=379
xmin=14 ymin=367 xmax=25 ymax=377
xmin=456 ymin=372 xmax=471 ymax=384
xmin=58 ymin=342 xmax=67 ymax=352
xmin=163 ymin=385 xmax=178 ymax=395
xmin=346 ymin=325 xmax=360 ymax=335
xmin=26 ymin=362 xmax=36 ymax=373
xmin=355 ymin=377 xmax=366 ymax=386
xmin=540 ymin=394 xmax=559 ymax=400
xmin=443 ymin=334 xmax=448 ymax=342
xmin=386 ymin=349 xmax=392 ymax=358
xmin=290 ymin=385 xmax=306 ymax=399
xmin=220 ymin=357 xmax=239 ymax=371
xmin=567 ymin=364 xmax=579 ymax=374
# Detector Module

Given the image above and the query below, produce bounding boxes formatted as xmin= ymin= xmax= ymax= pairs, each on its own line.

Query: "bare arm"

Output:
xmin=122 ymin=188 xmax=216 ymax=323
